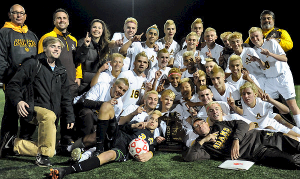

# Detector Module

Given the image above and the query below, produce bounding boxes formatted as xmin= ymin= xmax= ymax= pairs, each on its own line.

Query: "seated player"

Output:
xmin=50 ymin=111 xmax=164 ymax=179
xmin=156 ymin=20 xmax=180 ymax=66
xmin=183 ymin=117 xmax=300 ymax=169
xmin=226 ymin=55 xmax=261 ymax=91
xmin=181 ymin=51 xmax=198 ymax=79
xmin=147 ymin=49 xmax=171 ymax=90
xmin=225 ymin=32 xmax=265 ymax=81
xmin=90 ymin=53 xmax=124 ymax=87
xmin=73 ymin=78 xmax=129 ymax=138
xmin=227 ymin=82 xmax=300 ymax=137
xmin=249 ymin=27 xmax=300 ymax=127
xmin=111 ymin=17 xmax=138 ymax=71
xmin=119 ymin=90 xmax=159 ymax=125
xmin=200 ymin=27 xmax=223 ymax=64
xmin=156 ymin=67 xmax=182 ymax=102
xmin=174 ymin=32 xmax=203 ymax=69
xmin=209 ymin=65 xmax=240 ymax=105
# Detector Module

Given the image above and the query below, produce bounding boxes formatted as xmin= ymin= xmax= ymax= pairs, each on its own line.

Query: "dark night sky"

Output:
xmin=1 ymin=0 xmax=298 ymax=84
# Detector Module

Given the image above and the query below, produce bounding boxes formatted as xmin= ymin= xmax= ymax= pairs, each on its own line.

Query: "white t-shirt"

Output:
xmin=117 ymin=70 xmax=147 ymax=109
xmin=209 ymin=82 xmax=240 ymax=102
xmin=200 ymin=43 xmax=223 ymax=64
xmin=111 ymin=32 xmax=132 ymax=71
xmin=156 ymin=38 xmax=180 ymax=59
xmin=174 ymin=49 xmax=204 ymax=69
xmin=226 ymin=73 xmax=260 ymax=91
xmin=253 ymin=39 xmax=288 ymax=78
xmin=147 ymin=66 xmax=171 ymax=90
xmin=97 ymin=71 xmax=117 ymax=86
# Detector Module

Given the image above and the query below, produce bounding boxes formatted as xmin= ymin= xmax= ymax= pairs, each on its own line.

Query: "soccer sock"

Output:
xmin=65 ymin=156 xmax=101 ymax=175
xmin=69 ymin=138 xmax=85 ymax=152
xmin=96 ymin=120 xmax=109 ymax=151
xmin=292 ymin=126 xmax=300 ymax=135
xmin=293 ymin=114 xmax=300 ymax=127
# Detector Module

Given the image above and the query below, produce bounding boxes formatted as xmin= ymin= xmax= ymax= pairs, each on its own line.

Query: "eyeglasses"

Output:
xmin=194 ymin=120 xmax=205 ymax=129
xmin=11 ymin=11 xmax=26 ymax=16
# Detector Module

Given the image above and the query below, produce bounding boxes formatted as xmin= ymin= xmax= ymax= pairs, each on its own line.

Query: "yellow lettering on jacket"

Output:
xmin=213 ymin=127 xmax=232 ymax=149
xmin=14 ymin=39 xmax=36 ymax=48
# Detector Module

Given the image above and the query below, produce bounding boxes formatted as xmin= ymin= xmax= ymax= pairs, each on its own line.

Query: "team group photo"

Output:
xmin=0 ymin=1 xmax=299 ymax=178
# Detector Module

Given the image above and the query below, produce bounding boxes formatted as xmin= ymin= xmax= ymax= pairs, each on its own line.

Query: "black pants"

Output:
xmin=75 ymin=107 xmax=98 ymax=138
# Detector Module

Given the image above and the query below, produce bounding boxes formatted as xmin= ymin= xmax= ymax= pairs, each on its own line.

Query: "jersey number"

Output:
xmin=130 ymin=90 xmax=140 ymax=99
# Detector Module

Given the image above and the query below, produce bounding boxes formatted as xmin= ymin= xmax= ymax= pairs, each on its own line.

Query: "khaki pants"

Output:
xmin=13 ymin=107 xmax=57 ymax=157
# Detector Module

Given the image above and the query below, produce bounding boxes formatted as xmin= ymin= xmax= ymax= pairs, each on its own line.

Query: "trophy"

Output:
xmin=157 ymin=112 xmax=185 ymax=152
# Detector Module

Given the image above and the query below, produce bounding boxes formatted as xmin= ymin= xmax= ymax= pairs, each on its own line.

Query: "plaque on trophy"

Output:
xmin=157 ymin=112 xmax=185 ymax=152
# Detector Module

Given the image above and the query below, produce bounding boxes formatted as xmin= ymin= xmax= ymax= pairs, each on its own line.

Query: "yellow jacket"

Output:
xmin=38 ymin=27 xmax=82 ymax=79
xmin=245 ymin=27 xmax=293 ymax=52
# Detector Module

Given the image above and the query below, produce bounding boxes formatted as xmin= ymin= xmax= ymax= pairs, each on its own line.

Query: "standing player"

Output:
xmin=249 ymin=27 xmax=300 ymax=127
xmin=181 ymin=18 xmax=205 ymax=50
xmin=156 ymin=20 xmax=180 ymax=66
xmin=117 ymin=52 xmax=149 ymax=109
xmin=50 ymin=111 xmax=163 ymax=179
xmin=200 ymin=27 xmax=223 ymax=64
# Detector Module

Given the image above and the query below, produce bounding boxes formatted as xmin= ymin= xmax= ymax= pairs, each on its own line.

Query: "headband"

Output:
xmin=146 ymin=27 xmax=159 ymax=35
xmin=168 ymin=72 xmax=181 ymax=77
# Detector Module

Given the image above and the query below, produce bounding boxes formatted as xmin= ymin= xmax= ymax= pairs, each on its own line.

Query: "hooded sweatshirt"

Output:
xmin=0 ymin=22 xmax=38 ymax=84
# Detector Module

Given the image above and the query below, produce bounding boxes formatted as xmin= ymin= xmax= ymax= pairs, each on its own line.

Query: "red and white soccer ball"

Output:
xmin=128 ymin=138 xmax=149 ymax=157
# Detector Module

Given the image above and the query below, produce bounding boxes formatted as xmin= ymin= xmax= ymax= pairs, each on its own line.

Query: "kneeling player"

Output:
xmin=49 ymin=111 xmax=163 ymax=179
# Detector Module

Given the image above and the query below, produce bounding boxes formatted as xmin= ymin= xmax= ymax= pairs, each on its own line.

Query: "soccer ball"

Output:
xmin=128 ymin=138 xmax=149 ymax=157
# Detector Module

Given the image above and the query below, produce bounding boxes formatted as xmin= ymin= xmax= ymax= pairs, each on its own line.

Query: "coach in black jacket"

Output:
xmin=5 ymin=36 xmax=75 ymax=167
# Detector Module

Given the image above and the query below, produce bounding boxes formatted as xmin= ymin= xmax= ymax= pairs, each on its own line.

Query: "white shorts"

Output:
xmin=263 ymin=70 xmax=296 ymax=100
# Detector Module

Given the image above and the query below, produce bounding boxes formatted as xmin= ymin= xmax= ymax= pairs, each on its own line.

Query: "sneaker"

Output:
xmin=0 ymin=132 xmax=16 ymax=158
xmin=70 ymin=148 xmax=83 ymax=162
xmin=36 ymin=154 xmax=52 ymax=167
xmin=49 ymin=168 xmax=66 ymax=179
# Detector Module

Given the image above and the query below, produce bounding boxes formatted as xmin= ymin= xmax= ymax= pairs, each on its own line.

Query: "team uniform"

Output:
xmin=174 ymin=49 xmax=204 ymax=69
xmin=226 ymin=73 xmax=260 ymax=91
xmin=156 ymin=38 xmax=180 ymax=60
xmin=181 ymin=68 xmax=198 ymax=79
xmin=117 ymin=70 xmax=147 ymax=109
xmin=209 ymin=82 xmax=240 ymax=103
xmin=95 ymin=71 xmax=117 ymax=86
xmin=200 ymin=44 xmax=223 ymax=64
xmin=147 ymin=66 xmax=171 ymax=90
xmin=120 ymin=104 xmax=149 ymax=124
xmin=241 ymin=97 xmax=290 ymax=134
xmin=225 ymin=47 xmax=264 ymax=81
xmin=111 ymin=32 xmax=132 ymax=71
xmin=253 ymin=39 xmax=295 ymax=100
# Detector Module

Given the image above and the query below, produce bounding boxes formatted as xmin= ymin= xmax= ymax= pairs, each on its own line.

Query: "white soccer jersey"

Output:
xmin=174 ymin=49 xmax=205 ymax=69
xmin=209 ymin=82 xmax=240 ymax=102
xmin=253 ymin=39 xmax=288 ymax=78
xmin=120 ymin=104 xmax=149 ymax=123
xmin=197 ymin=101 xmax=230 ymax=122
xmin=164 ymin=84 xmax=182 ymax=102
xmin=147 ymin=66 xmax=171 ymax=90
xmin=130 ymin=42 xmax=158 ymax=71
xmin=97 ymin=71 xmax=117 ymax=86
xmin=200 ymin=43 xmax=223 ymax=64
xmin=111 ymin=32 xmax=132 ymax=72
xmin=241 ymin=97 xmax=290 ymax=133
xmin=156 ymin=38 xmax=180 ymax=59
xmin=226 ymin=74 xmax=260 ymax=91
xmin=225 ymin=47 xmax=264 ymax=79
xmin=80 ymin=82 xmax=123 ymax=118
xmin=181 ymin=68 xmax=198 ymax=79
xmin=117 ymin=70 xmax=147 ymax=109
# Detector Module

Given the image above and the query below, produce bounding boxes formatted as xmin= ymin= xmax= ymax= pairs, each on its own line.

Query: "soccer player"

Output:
xmin=147 ymin=49 xmax=171 ymax=90
xmin=248 ymin=27 xmax=300 ymax=127
xmin=244 ymin=10 xmax=293 ymax=52
xmin=181 ymin=18 xmax=205 ymax=50
xmin=73 ymin=78 xmax=129 ymax=138
xmin=117 ymin=51 xmax=149 ymax=109
xmin=225 ymin=32 xmax=265 ymax=81
xmin=174 ymin=32 xmax=203 ymax=69
xmin=183 ymin=116 xmax=300 ymax=169
xmin=111 ymin=17 xmax=138 ymax=71
xmin=200 ymin=27 xmax=223 ymax=64
xmin=218 ymin=31 xmax=233 ymax=70
xmin=181 ymin=51 xmax=198 ymax=79
xmin=50 ymin=111 xmax=163 ymax=179
xmin=156 ymin=20 xmax=180 ymax=66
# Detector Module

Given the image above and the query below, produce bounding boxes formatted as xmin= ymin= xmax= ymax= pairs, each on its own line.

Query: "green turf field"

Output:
xmin=0 ymin=87 xmax=300 ymax=178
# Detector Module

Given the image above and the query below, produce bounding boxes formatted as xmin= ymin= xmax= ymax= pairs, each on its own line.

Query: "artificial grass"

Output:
xmin=1 ymin=88 xmax=300 ymax=178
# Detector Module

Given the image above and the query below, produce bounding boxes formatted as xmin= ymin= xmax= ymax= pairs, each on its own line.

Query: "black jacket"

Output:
xmin=6 ymin=53 xmax=75 ymax=124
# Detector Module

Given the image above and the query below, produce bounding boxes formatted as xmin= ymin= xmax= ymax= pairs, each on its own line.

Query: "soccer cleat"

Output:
xmin=70 ymin=148 xmax=82 ymax=162
xmin=49 ymin=168 xmax=66 ymax=179
xmin=36 ymin=153 xmax=52 ymax=167
xmin=0 ymin=132 xmax=15 ymax=158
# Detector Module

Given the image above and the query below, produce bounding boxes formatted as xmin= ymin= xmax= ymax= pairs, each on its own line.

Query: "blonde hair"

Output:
xmin=239 ymin=81 xmax=258 ymax=96
xmin=204 ymin=27 xmax=217 ymax=36
xmin=191 ymin=18 xmax=203 ymax=29
xmin=205 ymin=101 xmax=222 ymax=113
xmin=168 ymin=67 xmax=182 ymax=77
xmin=183 ymin=51 xmax=195 ymax=60
xmin=197 ymin=70 xmax=206 ymax=78
xmin=111 ymin=53 xmax=125 ymax=62
xmin=157 ymin=48 xmax=169 ymax=57
xmin=229 ymin=55 xmax=242 ymax=66
xmin=124 ymin=17 xmax=138 ymax=27
xmin=199 ymin=85 xmax=210 ymax=92
xmin=150 ymin=110 xmax=162 ymax=117
xmin=186 ymin=32 xmax=199 ymax=40
xmin=228 ymin=32 xmax=243 ymax=42
xmin=144 ymin=90 xmax=159 ymax=99
xmin=146 ymin=24 xmax=159 ymax=36
xmin=211 ymin=65 xmax=225 ymax=77
xmin=161 ymin=89 xmax=175 ymax=100
xmin=135 ymin=51 xmax=148 ymax=62
xmin=42 ymin=36 xmax=64 ymax=49
xmin=220 ymin=32 xmax=232 ymax=40
xmin=180 ymin=77 xmax=190 ymax=84
xmin=164 ymin=19 xmax=176 ymax=30
xmin=248 ymin=27 xmax=263 ymax=36
xmin=114 ymin=78 xmax=129 ymax=87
